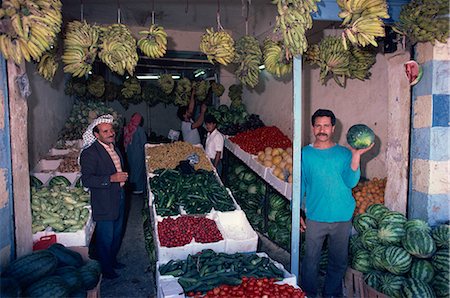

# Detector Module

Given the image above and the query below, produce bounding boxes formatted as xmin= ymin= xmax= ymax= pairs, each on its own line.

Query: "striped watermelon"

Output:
xmin=410 ymin=259 xmax=435 ymax=283
xmin=349 ymin=234 xmax=365 ymax=257
xmin=351 ymin=249 xmax=373 ymax=273
xmin=403 ymin=230 xmax=436 ymax=258
xmin=383 ymin=246 xmax=412 ymax=275
xmin=401 ymin=278 xmax=436 ymax=298
xmin=364 ymin=270 xmax=383 ymax=291
xmin=366 ymin=203 xmax=389 ymax=221
xmin=30 ymin=176 xmax=43 ymax=188
xmin=371 ymin=245 xmax=387 ymax=271
xmin=379 ymin=273 xmax=406 ymax=298
xmin=431 ymin=271 xmax=450 ymax=298
xmin=361 ymin=228 xmax=380 ymax=250
xmin=379 ymin=211 xmax=407 ymax=228
xmin=432 ymin=248 xmax=449 ymax=272
xmin=378 ymin=223 xmax=406 ymax=246
xmin=405 ymin=219 xmax=432 ymax=234
xmin=49 ymin=176 xmax=71 ymax=187
xmin=353 ymin=213 xmax=378 ymax=234
xmin=432 ymin=224 xmax=449 ymax=248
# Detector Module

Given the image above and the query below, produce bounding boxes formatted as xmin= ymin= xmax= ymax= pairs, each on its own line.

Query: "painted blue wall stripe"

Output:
xmin=414 ymin=60 xmax=450 ymax=97
xmin=410 ymin=190 xmax=450 ymax=225
xmin=432 ymin=94 xmax=450 ymax=127
xmin=411 ymin=127 xmax=430 ymax=160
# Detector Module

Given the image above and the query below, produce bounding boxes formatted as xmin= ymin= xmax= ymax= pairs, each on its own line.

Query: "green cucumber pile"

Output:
xmin=31 ymin=186 xmax=90 ymax=233
xmin=150 ymin=169 xmax=236 ymax=216
xmin=159 ymin=249 xmax=284 ymax=294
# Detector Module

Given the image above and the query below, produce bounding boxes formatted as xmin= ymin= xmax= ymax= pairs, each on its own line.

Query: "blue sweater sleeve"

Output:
xmin=342 ymin=150 xmax=361 ymax=188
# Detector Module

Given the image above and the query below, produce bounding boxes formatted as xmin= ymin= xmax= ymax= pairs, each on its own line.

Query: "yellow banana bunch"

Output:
xmin=174 ymin=78 xmax=192 ymax=106
xmin=318 ymin=36 xmax=351 ymax=86
xmin=263 ymin=38 xmax=292 ymax=78
xmin=337 ymin=0 xmax=389 ymax=49
xmin=0 ymin=0 xmax=62 ymax=64
xmin=234 ymin=35 xmax=262 ymax=88
xmin=199 ymin=27 xmax=235 ymax=65
xmin=87 ymin=75 xmax=106 ymax=98
xmin=62 ymin=21 xmax=99 ymax=78
xmin=138 ymin=24 xmax=167 ymax=59
xmin=99 ymin=24 xmax=138 ymax=76
xmin=121 ymin=77 xmax=141 ymax=99
xmin=36 ymin=52 xmax=58 ymax=81
xmin=158 ymin=74 xmax=175 ymax=95
xmin=393 ymin=0 xmax=449 ymax=44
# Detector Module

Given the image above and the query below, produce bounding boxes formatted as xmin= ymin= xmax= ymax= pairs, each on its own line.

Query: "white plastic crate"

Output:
xmin=53 ymin=172 xmax=80 ymax=186
xmin=31 ymin=173 xmax=52 ymax=186
xmin=33 ymin=159 xmax=62 ymax=173
xmin=266 ymin=168 xmax=289 ymax=196
xmin=233 ymin=144 xmax=251 ymax=163
xmin=256 ymin=252 xmax=297 ymax=287
xmin=157 ymin=275 xmax=184 ymax=298
xmin=48 ymin=148 xmax=71 ymax=157
xmin=247 ymin=156 xmax=268 ymax=179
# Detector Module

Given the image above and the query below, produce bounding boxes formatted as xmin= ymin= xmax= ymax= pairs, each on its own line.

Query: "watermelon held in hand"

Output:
xmin=346 ymin=124 xmax=375 ymax=149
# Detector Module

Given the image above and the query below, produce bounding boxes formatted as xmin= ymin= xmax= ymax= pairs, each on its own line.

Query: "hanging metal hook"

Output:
xmin=152 ymin=0 xmax=155 ymax=25
xmin=80 ymin=0 xmax=84 ymax=21
xmin=117 ymin=0 xmax=121 ymax=24
xmin=216 ymin=0 xmax=223 ymax=31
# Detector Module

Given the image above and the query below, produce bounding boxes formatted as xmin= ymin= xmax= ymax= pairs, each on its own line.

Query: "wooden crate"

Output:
xmin=364 ymin=283 xmax=389 ymax=298
xmin=344 ymin=268 xmax=365 ymax=298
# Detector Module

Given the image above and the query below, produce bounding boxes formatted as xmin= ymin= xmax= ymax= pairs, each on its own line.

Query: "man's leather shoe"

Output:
xmin=103 ymin=271 xmax=119 ymax=279
xmin=113 ymin=262 xmax=126 ymax=269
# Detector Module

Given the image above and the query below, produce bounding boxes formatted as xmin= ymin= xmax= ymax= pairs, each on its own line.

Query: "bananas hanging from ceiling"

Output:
xmin=174 ymin=78 xmax=192 ymax=106
xmin=234 ymin=35 xmax=262 ymax=88
xmin=138 ymin=24 xmax=168 ymax=59
xmin=263 ymin=38 xmax=292 ymax=78
xmin=337 ymin=0 xmax=389 ymax=49
xmin=62 ymin=20 xmax=99 ymax=78
xmin=348 ymin=46 xmax=376 ymax=81
xmin=393 ymin=0 xmax=449 ymax=45
xmin=228 ymin=84 xmax=243 ymax=107
xmin=87 ymin=75 xmax=105 ymax=98
xmin=304 ymin=44 xmax=320 ymax=65
xmin=158 ymin=74 xmax=174 ymax=95
xmin=199 ymin=27 xmax=235 ymax=65
xmin=272 ymin=0 xmax=320 ymax=58
xmin=98 ymin=24 xmax=138 ymax=76
xmin=0 ymin=0 xmax=62 ymax=65
xmin=37 ymin=52 xmax=58 ymax=81
xmin=121 ymin=77 xmax=141 ymax=99
xmin=211 ymin=81 xmax=225 ymax=97
xmin=193 ymin=80 xmax=210 ymax=102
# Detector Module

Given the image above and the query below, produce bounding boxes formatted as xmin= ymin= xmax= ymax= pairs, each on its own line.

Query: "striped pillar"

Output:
xmin=409 ymin=40 xmax=450 ymax=226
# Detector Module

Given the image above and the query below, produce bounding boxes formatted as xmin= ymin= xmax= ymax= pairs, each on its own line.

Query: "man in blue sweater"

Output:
xmin=300 ymin=109 xmax=374 ymax=298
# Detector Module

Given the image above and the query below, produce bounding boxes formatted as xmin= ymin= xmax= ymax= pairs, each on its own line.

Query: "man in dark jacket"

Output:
xmin=80 ymin=116 xmax=128 ymax=279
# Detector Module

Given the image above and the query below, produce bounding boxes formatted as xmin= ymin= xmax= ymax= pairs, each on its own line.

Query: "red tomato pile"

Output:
xmin=158 ymin=216 xmax=223 ymax=247
xmin=229 ymin=126 xmax=292 ymax=155
xmin=188 ymin=277 xmax=306 ymax=298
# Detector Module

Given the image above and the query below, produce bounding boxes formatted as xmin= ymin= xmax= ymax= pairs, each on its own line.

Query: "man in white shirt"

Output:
xmin=205 ymin=114 xmax=224 ymax=175
xmin=177 ymin=90 xmax=206 ymax=145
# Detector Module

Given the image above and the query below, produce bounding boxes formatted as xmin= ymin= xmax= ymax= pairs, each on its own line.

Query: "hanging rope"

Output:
xmin=117 ymin=0 xmax=121 ymax=24
xmin=216 ymin=0 xmax=223 ymax=31
xmin=151 ymin=0 xmax=155 ymax=25
xmin=80 ymin=0 xmax=84 ymax=21
xmin=245 ymin=0 xmax=249 ymax=35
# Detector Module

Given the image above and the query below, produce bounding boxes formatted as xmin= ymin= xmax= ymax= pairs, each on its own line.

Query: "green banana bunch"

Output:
xmin=0 ymin=0 xmax=62 ymax=65
xmin=193 ymin=80 xmax=210 ymax=102
xmin=174 ymin=78 xmax=192 ymax=106
xmin=62 ymin=20 xmax=99 ymax=78
xmin=211 ymin=81 xmax=225 ymax=97
xmin=393 ymin=0 xmax=449 ymax=44
xmin=103 ymin=81 xmax=120 ymax=102
xmin=337 ymin=0 xmax=389 ymax=49
xmin=87 ymin=75 xmax=105 ymax=98
xmin=199 ymin=27 xmax=235 ymax=65
xmin=228 ymin=84 xmax=243 ymax=103
xmin=263 ymin=38 xmax=292 ymax=77
xmin=141 ymin=83 xmax=167 ymax=107
xmin=121 ymin=77 xmax=141 ymax=99
xmin=36 ymin=52 xmax=58 ymax=81
xmin=158 ymin=74 xmax=175 ymax=95
xmin=99 ymin=23 xmax=138 ymax=76
xmin=138 ymin=24 xmax=168 ymax=59
xmin=234 ymin=35 xmax=262 ymax=88
xmin=348 ymin=46 xmax=376 ymax=80
xmin=304 ymin=44 xmax=320 ymax=64
xmin=272 ymin=0 xmax=319 ymax=58
xmin=64 ymin=77 xmax=87 ymax=97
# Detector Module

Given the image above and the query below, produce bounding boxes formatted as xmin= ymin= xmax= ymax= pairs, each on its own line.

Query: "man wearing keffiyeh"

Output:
xmin=80 ymin=114 xmax=127 ymax=279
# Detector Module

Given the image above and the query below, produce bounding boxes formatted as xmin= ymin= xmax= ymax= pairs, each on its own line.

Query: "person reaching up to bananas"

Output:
xmin=177 ymin=89 xmax=207 ymax=145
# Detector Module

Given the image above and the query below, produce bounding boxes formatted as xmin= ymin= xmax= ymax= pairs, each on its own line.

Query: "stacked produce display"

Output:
xmin=352 ymin=177 xmax=386 ymax=215
xmin=350 ymin=203 xmax=450 ymax=298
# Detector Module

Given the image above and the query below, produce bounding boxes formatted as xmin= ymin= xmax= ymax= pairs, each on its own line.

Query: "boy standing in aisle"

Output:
xmin=205 ymin=114 xmax=224 ymax=176
xmin=177 ymin=89 xmax=207 ymax=145
xmin=300 ymin=109 xmax=374 ymax=298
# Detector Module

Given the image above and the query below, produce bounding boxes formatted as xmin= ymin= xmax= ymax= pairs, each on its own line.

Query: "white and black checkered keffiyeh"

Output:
xmin=81 ymin=114 xmax=114 ymax=150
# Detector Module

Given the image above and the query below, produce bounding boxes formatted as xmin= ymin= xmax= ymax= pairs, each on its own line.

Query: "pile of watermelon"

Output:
xmin=350 ymin=203 xmax=449 ymax=298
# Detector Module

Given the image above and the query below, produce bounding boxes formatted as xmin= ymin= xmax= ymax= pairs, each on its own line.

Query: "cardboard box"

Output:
xmin=69 ymin=246 xmax=101 ymax=298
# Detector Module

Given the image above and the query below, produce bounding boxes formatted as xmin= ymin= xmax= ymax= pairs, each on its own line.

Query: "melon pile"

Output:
xmin=256 ymin=147 xmax=293 ymax=183
xmin=350 ymin=204 xmax=449 ymax=298
xmin=352 ymin=178 xmax=386 ymax=215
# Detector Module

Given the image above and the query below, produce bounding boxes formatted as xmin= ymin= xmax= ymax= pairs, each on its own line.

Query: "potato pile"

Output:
xmin=257 ymin=147 xmax=293 ymax=183
xmin=352 ymin=177 xmax=387 ymax=215
xmin=146 ymin=142 xmax=213 ymax=172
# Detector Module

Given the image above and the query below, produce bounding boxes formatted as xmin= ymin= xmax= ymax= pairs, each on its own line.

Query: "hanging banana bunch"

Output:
xmin=158 ymin=74 xmax=174 ymax=95
xmin=211 ymin=81 xmax=225 ymax=97
xmin=304 ymin=44 xmax=320 ymax=65
xmin=272 ymin=0 xmax=320 ymax=58
xmin=393 ymin=0 xmax=449 ymax=45
xmin=138 ymin=24 xmax=168 ymax=59
xmin=62 ymin=20 xmax=100 ymax=78
xmin=174 ymin=78 xmax=192 ymax=106
xmin=263 ymin=38 xmax=292 ymax=78
xmin=87 ymin=75 xmax=105 ymax=98
xmin=121 ymin=77 xmax=141 ymax=99
xmin=337 ymin=0 xmax=389 ymax=49
xmin=193 ymin=80 xmax=210 ymax=102
xmin=199 ymin=27 xmax=235 ymax=65
xmin=0 ymin=0 xmax=62 ymax=64
xmin=37 ymin=52 xmax=58 ymax=81
xmin=233 ymin=35 xmax=262 ymax=88
xmin=348 ymin=46 xmax=376 ymax=81
xmin=98 ymin=23 xmax=138 ymax=76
